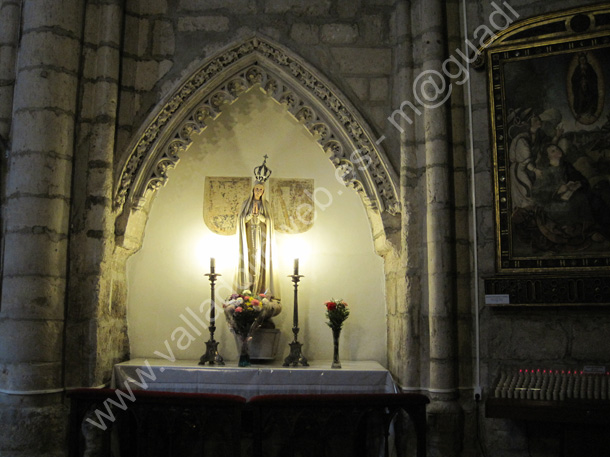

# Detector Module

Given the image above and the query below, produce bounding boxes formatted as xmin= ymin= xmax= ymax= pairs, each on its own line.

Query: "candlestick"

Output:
xmin=199 ymin=268 xmax=224 ymax=365
xmin=293 ymin=290 xmax=298 ymax=328
xmin=283 ymin=271 xmax=308 ymax=367
xmin=210 ymin=295 xmax=215 ymax=327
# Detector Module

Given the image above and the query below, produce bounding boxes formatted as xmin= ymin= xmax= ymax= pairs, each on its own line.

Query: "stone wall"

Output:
xmin=465 ymin=1 xmax=610 ymax=455
xmin=0 ymin=0 xmax=608 ymax=456
xmin=117 ymin=0 xmax=399 ymax=170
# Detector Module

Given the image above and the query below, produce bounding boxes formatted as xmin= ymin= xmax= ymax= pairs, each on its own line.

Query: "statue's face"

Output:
xmin=253 ymin=184 xmax=264 ymax=200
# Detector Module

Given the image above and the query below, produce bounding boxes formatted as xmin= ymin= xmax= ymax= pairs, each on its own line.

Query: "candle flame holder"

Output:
xmin=283 ymin=274 xmax=308 ymax=367
xmin=199 ymin=270 xmax=224 ymax=365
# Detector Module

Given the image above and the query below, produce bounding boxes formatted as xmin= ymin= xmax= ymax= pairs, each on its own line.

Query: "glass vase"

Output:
xmin=237 ymin=335 xmax=251 ymax=367
xmin=331 ymin=328 xmax=342 ymax=369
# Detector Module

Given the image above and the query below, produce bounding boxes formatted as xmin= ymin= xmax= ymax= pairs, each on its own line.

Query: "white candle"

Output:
xmin=210 ymin=257 xmax=215 ymax=273
xmin=294 ymin=258 xmax=299 ymax=275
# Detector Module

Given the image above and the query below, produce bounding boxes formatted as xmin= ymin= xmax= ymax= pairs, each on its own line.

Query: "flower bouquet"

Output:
xmin=224 ymin=290 xmax=279 ymax=366
xmin=325 ymin=299 xmax=350 ymax=368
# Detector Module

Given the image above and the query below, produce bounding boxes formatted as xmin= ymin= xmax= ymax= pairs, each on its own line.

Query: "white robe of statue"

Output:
xmin=235 ymin=182 xmax=281 ymax=317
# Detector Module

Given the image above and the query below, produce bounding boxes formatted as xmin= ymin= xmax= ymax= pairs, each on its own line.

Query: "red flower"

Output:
xmin=326 ymin=301 xmax=337 ymax=311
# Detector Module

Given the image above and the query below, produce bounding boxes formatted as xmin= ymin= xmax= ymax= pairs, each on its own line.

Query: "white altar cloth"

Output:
xmin=112 ymin=359 xmax=397 ymax=399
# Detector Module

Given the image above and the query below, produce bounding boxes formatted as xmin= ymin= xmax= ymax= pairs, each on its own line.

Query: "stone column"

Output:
xmin=0 ymin=1 xmax=21 ymax=273
xmin=446 ymin=0 xmax=476 ymax=427
xmin=419 ymin=0 xmax=463 ymax=455
xmin=390 ymin=0 xmax=423 ymax=389
xmin=0 ymin=0 xmax=20 ymax=140
xmin=65 ymin=0 xmax=127 ymax=389
xmin=0 ymin=1 xmax=84 ymax=454
xmin=419 ymin=0 xmax=457 ymax=395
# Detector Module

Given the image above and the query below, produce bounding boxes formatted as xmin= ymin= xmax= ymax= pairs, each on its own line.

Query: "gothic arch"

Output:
xmin=114 ymin=36 xmax=400 ymax=253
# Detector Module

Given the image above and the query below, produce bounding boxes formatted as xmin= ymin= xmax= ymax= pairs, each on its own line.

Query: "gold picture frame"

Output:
xmin=486 ymin=5 xmax=610 ymax=274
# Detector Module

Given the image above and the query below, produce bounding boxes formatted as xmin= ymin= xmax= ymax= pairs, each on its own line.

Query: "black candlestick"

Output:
xmin=199 ymin=270 xmax=224 ymax=365
xmin=283 ymin=274 xmax=308 ymax=367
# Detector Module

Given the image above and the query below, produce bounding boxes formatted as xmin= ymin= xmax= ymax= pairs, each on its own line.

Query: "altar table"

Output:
xmin=112 ymin=358 xmax=398 ymax=398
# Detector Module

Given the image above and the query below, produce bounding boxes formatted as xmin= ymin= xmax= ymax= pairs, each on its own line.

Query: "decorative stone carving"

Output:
xmin=114 ymin=36 xmax=399 ymax=220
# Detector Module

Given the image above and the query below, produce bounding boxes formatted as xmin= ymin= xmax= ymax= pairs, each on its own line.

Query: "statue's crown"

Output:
xmin=254 ymin=155 xmax=272 ymax=183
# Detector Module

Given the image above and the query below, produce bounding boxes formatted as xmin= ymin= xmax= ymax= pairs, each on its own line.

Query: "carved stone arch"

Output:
xmin=114 ymin=36 xmax=400 ymax=254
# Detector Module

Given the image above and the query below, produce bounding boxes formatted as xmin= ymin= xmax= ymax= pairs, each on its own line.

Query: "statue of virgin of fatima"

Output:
xmin=234 ymin=156 xmax=281 ymax=321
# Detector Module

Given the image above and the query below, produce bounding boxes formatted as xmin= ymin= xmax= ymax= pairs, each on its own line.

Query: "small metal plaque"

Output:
xmin=485 ymin=294 xmax=510 ymax=305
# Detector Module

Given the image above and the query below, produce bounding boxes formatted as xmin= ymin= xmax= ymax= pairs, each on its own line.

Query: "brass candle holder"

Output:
xmin=199 ymin=265 xmax=224 ymax=365
xmin=283 ymin=272 xmax=308 ymax=367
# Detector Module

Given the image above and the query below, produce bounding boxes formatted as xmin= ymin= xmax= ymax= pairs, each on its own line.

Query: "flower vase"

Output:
xmin=237 ymin=335 xmax=251 ymax=367
xmin=331 ymin=328 xmax=342 ymax=369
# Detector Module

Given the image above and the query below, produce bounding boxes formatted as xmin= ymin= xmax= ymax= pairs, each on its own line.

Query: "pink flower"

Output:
xmin=235 ymin=306 xmax=243 ymax=313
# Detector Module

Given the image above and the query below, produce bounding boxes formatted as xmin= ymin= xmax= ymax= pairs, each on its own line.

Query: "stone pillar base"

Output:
xmin=426 ymin=399 xmax=464 ymax=457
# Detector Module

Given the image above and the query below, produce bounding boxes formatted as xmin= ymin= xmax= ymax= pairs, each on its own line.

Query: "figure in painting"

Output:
xmin=531 ymin=144 xmax=594 ymax=246
xmin=514 ymin=143 xmax=610 ymax=250
xmin=508 ymin=108 xmax=563 ymax=209
xmin=234 ymin=156 xmax=281 ymax=321
xmin=571 ymin=52 xmax=600 ymax=124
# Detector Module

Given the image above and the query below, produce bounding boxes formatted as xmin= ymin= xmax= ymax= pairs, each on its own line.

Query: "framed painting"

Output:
xmin=487 ymin=7 xmax=610 ymax=274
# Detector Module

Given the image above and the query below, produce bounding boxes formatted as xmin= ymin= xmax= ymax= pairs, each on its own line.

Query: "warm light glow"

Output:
xmin=126 ymin=89 xmax=387 ymax=364
xmin=194 ymin=233 xmax=238 ymax=272
xmin=281 ymin=236 xmax=309 ymax=264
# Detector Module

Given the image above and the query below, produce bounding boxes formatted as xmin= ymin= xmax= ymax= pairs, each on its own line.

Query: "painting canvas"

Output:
xmin=490 ymin=39 xmax=610 ymax=272
xmin=203 ymin=177 xmax=252 ymax=235
xmin=269 ymin=178 xmax=314 ymax=234
xmin=204 ymin=177 xmax=314 ymax=235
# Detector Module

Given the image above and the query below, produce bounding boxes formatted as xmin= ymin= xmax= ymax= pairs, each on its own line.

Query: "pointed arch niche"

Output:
xmin=114 ymin=36 xmax=401 ymax=364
